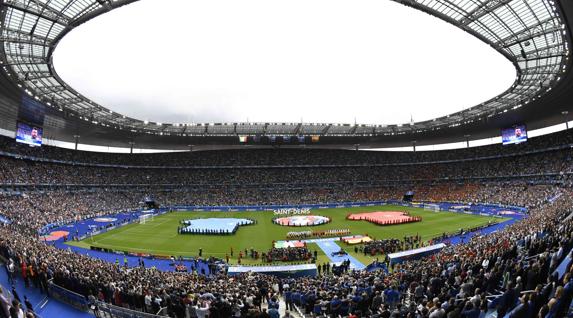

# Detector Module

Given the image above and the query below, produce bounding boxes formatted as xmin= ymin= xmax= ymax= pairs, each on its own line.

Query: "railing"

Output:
xmin=1 ymin=259 xmax=166 ymax=318
xmin=47 ymin=280 xmax=90 ymax=312
xmin=95 ymin=301 xmax=168 ymax=318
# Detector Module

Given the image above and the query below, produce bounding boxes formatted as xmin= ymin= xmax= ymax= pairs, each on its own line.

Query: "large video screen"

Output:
xmin=16 ymin=122 xmax=43 ymax=147
xmin=502 ymin=124 xmax=527 ymax=145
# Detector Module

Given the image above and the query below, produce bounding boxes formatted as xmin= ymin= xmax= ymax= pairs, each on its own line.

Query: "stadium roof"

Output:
xmin=0 ymin=0 xmax=571 ymax=148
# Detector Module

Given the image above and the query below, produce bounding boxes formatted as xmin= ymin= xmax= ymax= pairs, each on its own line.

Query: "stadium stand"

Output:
xmin=0 ymin=129 xmax=573 ymax=317
xmin=1 ymin=128 xmax=573 ymax=167
xmin=1 ymin=0 xmax=572 ymax=316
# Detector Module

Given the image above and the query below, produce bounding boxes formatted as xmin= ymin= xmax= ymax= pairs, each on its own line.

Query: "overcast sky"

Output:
xmin=53 ymin=0 xmax=516 ymax=125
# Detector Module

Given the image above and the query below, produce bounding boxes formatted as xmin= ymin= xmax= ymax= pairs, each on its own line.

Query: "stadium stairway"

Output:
xmin=0 ymin=262 xmax=93 ymax=318
xmin=315 ymin=240 xmax=366 ymax=270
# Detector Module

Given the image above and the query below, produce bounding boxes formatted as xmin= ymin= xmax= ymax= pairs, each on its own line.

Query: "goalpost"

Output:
xmin=139 ymin=213 xmax=154 ymax=224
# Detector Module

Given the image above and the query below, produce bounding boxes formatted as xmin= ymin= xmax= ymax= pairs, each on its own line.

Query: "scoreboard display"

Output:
xmin=16 ymin=122 xmax=43 ymax=147
xmin=502 ymin=124 xmax=527 ymax=145
xmin=16 ymin=93 xmax=46 ymax=147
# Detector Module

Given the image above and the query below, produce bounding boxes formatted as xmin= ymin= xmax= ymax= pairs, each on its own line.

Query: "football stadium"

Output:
xmin=1 ymin=0 xmax=573 ymax=317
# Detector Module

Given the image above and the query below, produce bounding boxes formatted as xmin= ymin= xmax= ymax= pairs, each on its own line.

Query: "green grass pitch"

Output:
xmin=67 ymin=205 xmax=507 ymax=266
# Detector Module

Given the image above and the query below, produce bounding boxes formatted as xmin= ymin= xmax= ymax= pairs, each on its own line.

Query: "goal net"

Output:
xmin=424 ymin=204 xmax=440 ymax=212
xmin=139 ymin=213 xmax=154 ymax=224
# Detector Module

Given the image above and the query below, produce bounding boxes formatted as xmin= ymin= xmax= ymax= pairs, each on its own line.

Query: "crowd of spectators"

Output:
xmin=0 ymin=191 xmax=137 ymax=235
xmin=0 ymin=182 xmax=561 ymax=236
xmin=264 ymin=247 xmax=313 ymax=263
xmin=362 ymin=239 xmax=402 ymax=256
xmin=0 ymin=128 xmax=572 ymax=193
xmin=2 ymin=127 xmax=573 ymax=167
xmin=0 ymin=182 xmax=570 ymax=317
xmin=0 ymin=181 xmax=559 ymax=240
xmin=0 ymin=131 xmax=573 ymax=317
xmin=0 ymin=148 xmax=570 ymax=187
xmin=358 ymin=235 xmax=424 ymax=254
